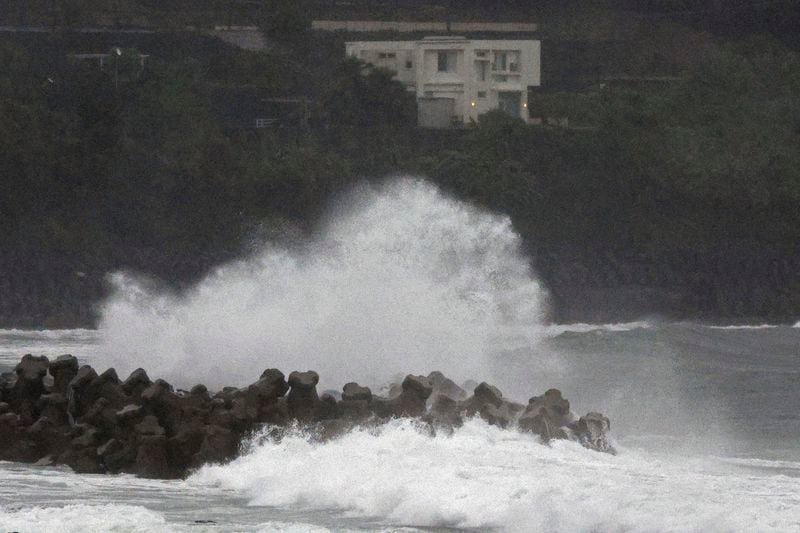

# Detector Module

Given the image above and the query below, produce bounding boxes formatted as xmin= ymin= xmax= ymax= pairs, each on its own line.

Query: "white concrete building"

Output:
xmin=346 ymin=36 xmax=541 ymax=128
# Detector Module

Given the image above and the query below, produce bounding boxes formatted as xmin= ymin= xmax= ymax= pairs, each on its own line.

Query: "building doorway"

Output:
xmin=498 ymin=91 xmax=521 ymax=118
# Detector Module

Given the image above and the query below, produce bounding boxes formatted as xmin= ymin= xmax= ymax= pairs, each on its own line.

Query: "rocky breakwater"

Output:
xmin=0 ymin=354 xmax=614 ymax=479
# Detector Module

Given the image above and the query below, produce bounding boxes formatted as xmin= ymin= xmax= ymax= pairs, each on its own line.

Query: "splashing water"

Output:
xmin=189 ymin=419 xmax=800 ymax=532
xmin=98 ymin=178 xmax=547 ymax=389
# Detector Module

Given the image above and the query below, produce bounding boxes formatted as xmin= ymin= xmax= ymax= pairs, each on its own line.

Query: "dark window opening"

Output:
xmin=437 ymin=51 xmax=449 ymax=72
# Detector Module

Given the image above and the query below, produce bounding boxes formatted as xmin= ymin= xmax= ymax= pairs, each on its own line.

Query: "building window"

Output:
xmin=255 ymin=118 xmax=273 ymax=128
xmin=379 ymin=53 xmax=387 ymax=59
xmin=493 ymin=51 xmax=507 ymax=71
xmin=406 ymin=60 xmax=413 ymax=69
xmin=476 ymin=50 xmax=487 ymax=57
xmin=387 ymin=52 xmax=396 ymax=58
xmin=478 ymin=91 xmax=487 ymax=98
xmin=437 ymin=51 xmax=449 ymax=72
xmin=476 ymin=61 xmax=487 ymax=81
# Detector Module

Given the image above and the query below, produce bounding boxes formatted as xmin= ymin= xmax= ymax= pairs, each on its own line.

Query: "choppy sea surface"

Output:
xmin=1 ymin=323 xmax=799 ymax=532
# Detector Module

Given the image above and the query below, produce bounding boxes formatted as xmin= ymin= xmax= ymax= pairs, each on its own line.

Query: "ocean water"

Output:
xmin=2 ymin=323 xmax=800 ymax=532
xmin=2 ymin=179 xmax=799 ymax=531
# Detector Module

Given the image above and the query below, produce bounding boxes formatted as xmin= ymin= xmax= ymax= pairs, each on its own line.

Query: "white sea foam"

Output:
xmin=705 ymin=324 xmax=781 ymax=330
xmin=0 ymin=328 xmax=97 ymax=338
xmin=0 ymin=328 xmax=101 ymax=369
xmin=190 ymin=419 xmax=800 ymax=532
xmin=97 ymin=179 xmax=547 ymax=389
xmin=0 ymin=504 xmax=171 ymax=533
xmin=543 ymin=321 xmax=652 ymax=335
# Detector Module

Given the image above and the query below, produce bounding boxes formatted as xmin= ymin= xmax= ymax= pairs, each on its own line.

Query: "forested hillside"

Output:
xmin=2 ymin=1 xmax=800 ymax=326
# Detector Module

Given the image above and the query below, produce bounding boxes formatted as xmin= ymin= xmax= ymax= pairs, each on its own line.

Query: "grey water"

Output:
xmin=2 ymin=323 xmax=800 ymax=532
xmin=1 ymin=181 xmax=799 ymax=531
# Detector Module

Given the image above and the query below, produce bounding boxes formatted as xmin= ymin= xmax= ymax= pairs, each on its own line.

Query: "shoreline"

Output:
xmin=2 ymin=318 xmax=798 ymax=334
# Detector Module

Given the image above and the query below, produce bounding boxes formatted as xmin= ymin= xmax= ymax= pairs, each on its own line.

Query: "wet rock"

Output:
xmin=250 ymin=369 xmax=289 ymax=401
xmin=342 ymin=382 xmax=372 ymax=402
xmin=525 ymin=389 xmax=573 ymax=427
xmin=135 ymin=415 xmax=166 ymax=437
xmin=230 ymin=396 xmax=258 ymax=429
xmin=190 ymin=384 xmax=211 ymax=400
xmin=167 ymin=422 xmax=206 ymax=470
xmin=70 ymin=426 xmax=100 ymax=449
xmin=392 ymin=375 xmax=433 ymax=417
xmin=37 ymin=393 xmax=69 ymax=426
xmin=518 ymin=408 xmax=568 ymax=442
xmin=101 ymin=441 xmax=137 ymax=474
xmin=26 ymin=416 xmax=67 ymax=457
xmin=574 ymin=412 xmax=615 ymax=454
xmin=15 ymin=354 xmax=49 ymax=383
xmin=369 ymin=396 xmax=392 ymax=419
xmin=287 ymin=371 xmax=320 ymax=421
xmin=33 ymin=455 xmax=55 ymax=467
xmin=428 ymin=371 xmax=467 ymax=402
xmin=122 ymin=368 xmax=152 ymax=398
xmin=0 ymin=412 xmax=20 ymax=429
xmin=140 ymin=380 xmax=181 ymax=434
xmin=461 ymin=382 xmax=505 ymax=418
xmin=82 ymin=398 xmax=119 ymax=434
xmin=213 ymin=387 xmax=239 ymax=408
xmin=134 ymin=435 xmax=172 ymax=478
xmin=96 ymin=438 xmax=130 ymax=473
xmin=97 ymin=437 xmax=123 ymax=459
xmin=191 ymin=425 xmax=238 ymax=467
xmin=69 ymin=365 xmax=99 ymax=418
xmin=427 ymin=371 xmax=447 ymax=387
xmin=11 ymin=354 xmax=50 ymax=421
xmin=141 ymin=379 xmax=174 ymax=403
xmin=318 ymin=393 xmax=339 ymax=420
xmin=0 ymin=372 xmax=15 ymax=403
xmin=116 ymin=404 xmax=144 ymax=424
xmin=91 ymin=368 xmax=128 ymax=408
xmin=427 ymin=394 xmax=463 ymax=428
xmin=337 ymin=398 xmax=370 ymax=420
xmin=0 ymin=354 xmax=615 ymax=479
xmin=402 ymin=375 xmax=433 ymax=399
xmin=312 ymin=418 xmax=355 ymax=441
xmin=49 ymin=355 xmax=79 ymax=395
xmin=474 ymin=382 xmax=503 ymax=408
xmin=479 ymin=403 xmax=514 ymax=429
xmin=59 ymin=444 xmax=104 ymax=474
xmin=207 ymin=405 xmax=235 ymax=429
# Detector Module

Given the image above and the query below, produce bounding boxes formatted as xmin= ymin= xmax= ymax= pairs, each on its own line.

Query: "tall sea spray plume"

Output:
xmin=98 ymin=178 xmax=549 ymax=389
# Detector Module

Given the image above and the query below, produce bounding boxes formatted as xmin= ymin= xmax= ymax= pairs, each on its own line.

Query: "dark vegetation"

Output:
xmin=1 ymin=1 xmax=800 ymax=326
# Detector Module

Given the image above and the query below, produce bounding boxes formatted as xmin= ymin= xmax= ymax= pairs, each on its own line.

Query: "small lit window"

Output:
xmin=478 ymin=91 xmax=486 ymax=98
